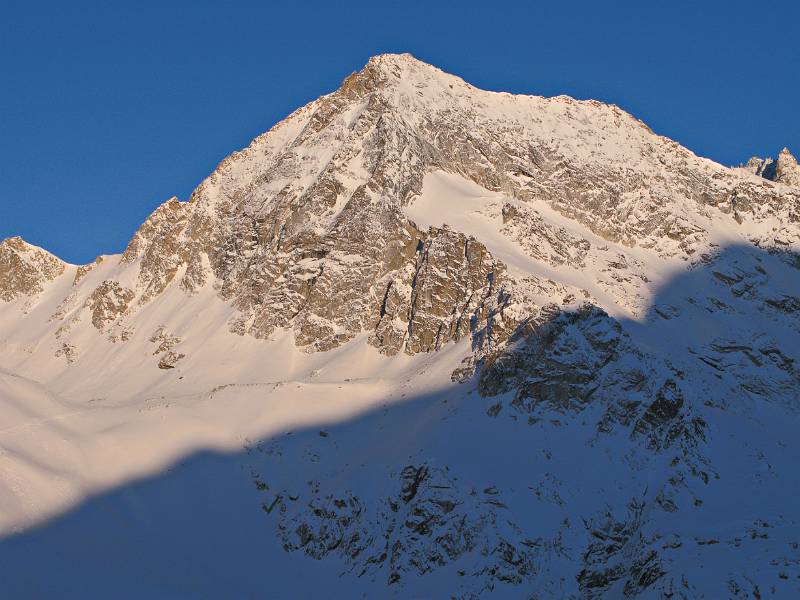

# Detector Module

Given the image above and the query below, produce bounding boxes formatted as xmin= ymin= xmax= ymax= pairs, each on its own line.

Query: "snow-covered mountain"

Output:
xmin=1 ymin=53 xmax=799 ymax=598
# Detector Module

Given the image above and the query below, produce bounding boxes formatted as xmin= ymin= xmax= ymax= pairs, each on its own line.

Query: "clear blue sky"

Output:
xmin=2 ymin=0 xmax=798 ymax=263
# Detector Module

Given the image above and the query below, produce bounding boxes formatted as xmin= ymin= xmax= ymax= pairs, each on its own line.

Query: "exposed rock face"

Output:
xmin=746 ymin=147 xmax=800 ymax=188
xmin=121 ymin=197 xmax=202 ymax=303
xmin=501 ymin=203 xmax=591 ymax=267
xmin=478 ymin=305 xmax=704 ymax=452
xmin=54 ymin=342 xmax=77 ymax=364
xmin=774 ymin=148 xmax=800 ymax=187
xmin=148 ymin=326 xmax=185 ymax=369
xmin=73 ymin=256 xmax=104 ymax=286
xmin=267 ymin=463 xmax=535 ymax=593
xmin=0 ymin=237 xmax=65 ymax=301
xmin=85 ymin=280 xmax=135 ymax=331
xmin=479 ymin=305 xmax=623 ymax=404
xmin=371 ymin=227 xmax=507 ymax=355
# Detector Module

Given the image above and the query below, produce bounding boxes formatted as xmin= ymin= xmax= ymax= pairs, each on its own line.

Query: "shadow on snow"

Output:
xmin=0 ymin=243 xmax=798 ymax=597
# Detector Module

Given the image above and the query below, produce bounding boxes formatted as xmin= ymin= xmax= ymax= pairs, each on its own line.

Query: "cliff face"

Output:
xmin=1 ymin=55 xmax=799 ymax=598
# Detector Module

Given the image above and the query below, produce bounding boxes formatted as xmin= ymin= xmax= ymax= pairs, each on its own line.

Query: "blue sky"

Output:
xmin=2 ymin=0 xmax=798 ymax=263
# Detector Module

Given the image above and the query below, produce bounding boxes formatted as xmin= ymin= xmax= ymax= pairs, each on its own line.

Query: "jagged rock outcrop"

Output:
xmin=73 ymin=256 xmax=104 ymax=286
xmin=263 ymin=463 xmax=536 ymax=595
xmin=746 ymin=147 xmax=800 ymax=188
xmin=370 ymin=227 xmax=508 ymax=355
xmin=121 ymin=196 xmax=203 ymax=303
xmin=85 ymin=280 xmax=135 ymax=331
xmin=478 ymin=305 xmax=705 ymax=453
xmin=0 ymin=236 xmax=65 ymax=302
xmin=149 ymin=326 xmax=185 ymax=369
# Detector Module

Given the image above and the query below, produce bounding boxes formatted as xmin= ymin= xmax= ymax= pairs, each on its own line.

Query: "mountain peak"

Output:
xmin=0 ymin=235 xmax=62 ymax=259
xmin=0 ymin=235 xmax=66 ymax=301
xmin=337 ymin=52 xmax=465 ymax=101
xmin=775 ymin=147 xmax=800 ymax=187
xmin=777 ymin=147 xmax=798 ymax=169
xmin=364 ymin=52 xmax=452 ymax=77
xmin=365 ymin=52 xmax=421 ymax=67
xmin=748 ymin=147 xmax=800 ymax=187
xmin=1 ymin=235 xmax=27 ymax=250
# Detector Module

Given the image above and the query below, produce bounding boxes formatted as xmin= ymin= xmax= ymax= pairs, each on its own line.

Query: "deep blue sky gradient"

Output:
xmin=2 ymin=0 xmax=798 ymax=263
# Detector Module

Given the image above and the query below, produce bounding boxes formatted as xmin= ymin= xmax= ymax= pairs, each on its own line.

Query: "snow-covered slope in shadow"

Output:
xmin=0 ymin=244 xmax=798 ymax=599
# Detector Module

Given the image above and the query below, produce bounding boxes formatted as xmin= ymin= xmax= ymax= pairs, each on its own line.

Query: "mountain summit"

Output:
xmin=1 ymin=55 xmax=799 ymax=597
xmin=747 ymin=146 xmax=800 ymax=187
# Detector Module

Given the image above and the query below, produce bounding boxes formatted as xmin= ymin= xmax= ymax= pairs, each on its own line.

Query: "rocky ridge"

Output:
xmin=746 ymin=147 xmax=800 ymax=188
xmin=0 ymin=237 xmax=65 ymax=303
